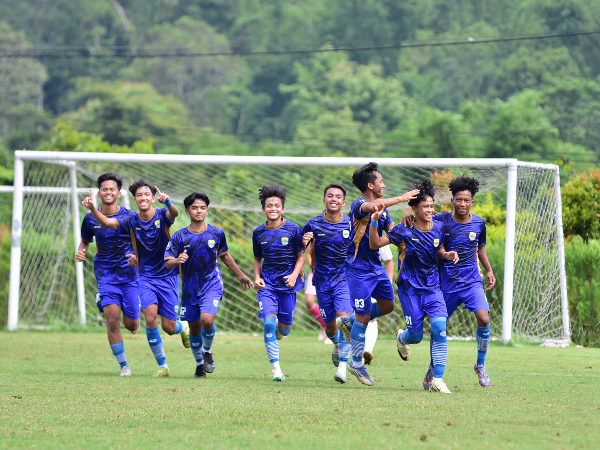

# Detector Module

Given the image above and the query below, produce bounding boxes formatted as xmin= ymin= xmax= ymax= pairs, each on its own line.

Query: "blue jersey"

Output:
xmin=302 ymin=214 xmax=351 ymax=291
xmin=386 ymin=221 xmax=444 ymax=293
xmin=434 ymin=213 xmax=487 ymax=293
xmin=164 ymin=224 xmax=228 ymax=304
xmin=346 ymin=197 xmax=394 ymax=271
xmin=117 ymin=207 xmax=177 ymax=279
xmin=81 ymin=207 xmax=138 ymax=286
xmin=252 ymin=219 xmax=305 ymax=292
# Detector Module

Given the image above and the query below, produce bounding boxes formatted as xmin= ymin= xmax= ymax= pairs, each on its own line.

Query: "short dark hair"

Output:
xmin=323 ymin=183 xmax=347 ymax=199
xmin=184 ymin=192 xmax=210 ymax=209
xmin=352 ymin=162 xmax=381 ymax=192
xmin=448 ymin=175 xmax=480 ymax=198
xmin=97 ymin=172 xmax=122 ymax=190
xmin=128 ymin=180 xmax=156 ymax=197
xmin=259 ymin=185 xmax=286 ymax=208
xmin=408 ymin=180 xmax=436 ymax=207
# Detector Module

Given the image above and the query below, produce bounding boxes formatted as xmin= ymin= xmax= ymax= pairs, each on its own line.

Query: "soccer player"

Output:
xmin=253 ymin=185 xmax=305 ymax=382
xmin=301 ymin=183 xmax=353 ymax=383
xmin=363 ymin=244 xmax=394 ymax=365
xmin=165 ymin=192 xmax=253 ymax=378
xmin=76 ymin=173 xmax=139 ymax=377
xmin=369 ymin=180 xmax=458 ymax=394
xmin=82 ymin=180 xmax=190 ymax=378
xmin=405 ymin=176 xmax=496 ymax=388
xmin=336 ymin=162 xmax=419 ymax=386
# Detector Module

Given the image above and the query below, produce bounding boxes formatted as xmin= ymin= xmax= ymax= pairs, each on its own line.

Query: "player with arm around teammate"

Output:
xmin=301 ymin=183 xmax=353 ymax=383
xmin=82 ymin=180 xmax=190 ymax=377
xmin=76 ymin=173 xmax=139 ymax=377
xmin=370 ymin=180 xmax=459 ymax=394
xmin=253 ymin=185 xmax=305 ymax=382
xmin=165 ymin=192 xmax=253 ymax=378
xmin=336 ymin=162 xmax=419 ymax=386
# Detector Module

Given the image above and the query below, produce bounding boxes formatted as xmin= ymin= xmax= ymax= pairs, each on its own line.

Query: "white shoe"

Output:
xmin=395 ymin=329 xmax=410 ymax=361
xmin=324 ymin=337 xmax=333 ymax=345
xmin=318 ymin=327 xmax=327 ymax=341
xmin=120 ymin=365 xmax=131 ymax=377
xmin=430 ymin=377 xmax=451 ymax=394
xmin=272 ymin=367 xmax=285 ymax=382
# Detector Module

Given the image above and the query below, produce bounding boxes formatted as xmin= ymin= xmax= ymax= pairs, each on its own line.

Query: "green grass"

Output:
xmin=0 ymin=331 xmax=599 ymax=449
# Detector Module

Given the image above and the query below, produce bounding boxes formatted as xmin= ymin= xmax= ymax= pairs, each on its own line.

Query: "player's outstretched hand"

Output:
xmin=81 ymin=188 xmax=95 ymax=211
xmin=443 ymin=251 xmax=459 ymax=264
xmin=302 ymin=232 xmax=314 ymax=248
xmin=75 ymin=248 xmax=87 ymax=262
xmin=370 ymin=202 xmax=385 ymax=222
xmin=239 ymin=274 xmax=254 ymax=290
xmin=401 ymin=214 xmax=415 ymax=228
xmin=398 ymin=189 xmax=420 ymax=203
xmin=126 ymin=253 xmax=138 ymax=266
xmin=254 ymin=277 xmax=266 ymax=290
xmin=283 ymin=273 xmax=297 ymax=288
xmin=155 ymin=186 xmax=169 ymax=204
xmin=485 ymin=271 xmax=496 ymax=290
xmin=176 ymin=249 xmax=188 ymax=264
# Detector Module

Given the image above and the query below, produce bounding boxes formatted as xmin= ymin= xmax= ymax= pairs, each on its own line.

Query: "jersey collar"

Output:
xmin=265 ymin=218 xmax=286 ymax=230
xmin=452 ymin=212 xmax=472 ymax=224
xmin=187 ymin=222 xmax=207 ymax=234
xmin=323 ymin=212 xmax=343 ymax=223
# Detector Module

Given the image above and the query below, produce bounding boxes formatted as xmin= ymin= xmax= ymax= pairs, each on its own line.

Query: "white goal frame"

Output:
xmin=6 ymin=150 xmax=570 ymax=343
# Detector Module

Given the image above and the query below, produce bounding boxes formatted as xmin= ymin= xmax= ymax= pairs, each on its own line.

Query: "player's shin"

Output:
xmin=189 ymin=333 xmax=204 ymax=366
xmin=430 ymin=317 xmax=448 ymax=379
xmin=476 ymin=325 xmax=491 ymax=366
xmin=110 ymin=341 xmax=128 ymax=368
xmin=201 ymin=325 xmax=216 ymax=353
xmin=338 ymin=331 xmax=350 ymax=370
xmin=263 ymin=316 xmax=280 ymax=370
xmin=146 ymin=326 xmax=167 ymax=368
xmin=349 ymin=321 xmax=367 ymax=368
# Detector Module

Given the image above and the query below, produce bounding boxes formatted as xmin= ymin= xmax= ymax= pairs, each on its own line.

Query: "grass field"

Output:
xmin=0 ymin=330 xmax=599 ymax=449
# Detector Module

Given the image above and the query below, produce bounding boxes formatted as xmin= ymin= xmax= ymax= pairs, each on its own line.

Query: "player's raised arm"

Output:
xmin=82 ymin=188 xmax=119 ymax=230
xmin=155 ymin=186 xmax=179 ymax=221
xmin=368 ymin=204 xmax=391 ymax=249
xmin=360 ymin=189 xmax=420 ymax=214
xmin=477 ymin=246 xmax=496 ymax=290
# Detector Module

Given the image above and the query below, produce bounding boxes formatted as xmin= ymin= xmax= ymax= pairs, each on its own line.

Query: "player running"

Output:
xmin=336 ymin=162 xmax=419 ymax=386
xmin=82 ymin=180 xmax=190 ymax=378
xmin=77 ymin=173 xmax=139 ymax=377
xmin=165 ymin=192 xmax=253 ymax=378
xmin=301 ymin=183 xmax=353 ymax=383
xmin=404 ymin=176 xmax=495 ymax=388
xmin=370 ymin=180 xmax=458 ymax=394
xmin=253 ymin=185 xmax=305 ymax=382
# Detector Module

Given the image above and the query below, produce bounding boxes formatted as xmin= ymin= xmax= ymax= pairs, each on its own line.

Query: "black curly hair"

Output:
xmin=184 ymin=192 xmax=210 ymax=209
xmin=97 ymin=172 xmax=122 ymax=190
xmin=448 ymin=175 xmax=480 ymax=198
xmin=352 ymin=162 xmax=381 ymax=193
xmin=259 ymin=185 xmax=286 ymax=208
xmin=128 ymin=180 xmax=157 ymax=197
xmin=408 ymin=180 xmax=436 ymax=207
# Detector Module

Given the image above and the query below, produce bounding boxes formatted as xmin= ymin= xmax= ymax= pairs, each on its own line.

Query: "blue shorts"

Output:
xmin=398 ymin=286 xmax=447 ymax=334
xmin=139 ymin=275 xmax=179 ymax=321
xmin=444 ymin=284 xmax=489 ymax=318
xmin=345 ymin=265 xmax=395 ymax=315
xmin=316 ymin=282 xmax=353 ymax=324
xmin=257 ymin=287 xmax=297 ymax=326
xmin=180 ymin=285 xmax=223 ymax=323
xmin=96 ymin=281 xmax=139 ymax=320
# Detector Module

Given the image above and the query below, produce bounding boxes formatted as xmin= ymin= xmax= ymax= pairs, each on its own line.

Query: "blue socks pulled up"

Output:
xmin=430 ymin=317 xmax=448 ymax=378
xmin=264 ymin=316 xmax=279 ymax=363
xmin=398 ymin=329 xmax=424 ymax=345
xmin=350 ymin=321 xmax=367 ymax=367
xmin=146 ymin=326 xmax=167 ymax=367
xmin=201 ymin=325 xmax=216 ymax=353
xmin=174 ymin=320 xmax=184 ymax=335
xmin=189 ymin=333 xmax=204 ymax=366
xmin=338 ymin=330 xmax=350 ymax=364
xmin=110 ymin=341 xmax=128 ymax=368
xmin=476 ymin=325 xmax=491 ymax=366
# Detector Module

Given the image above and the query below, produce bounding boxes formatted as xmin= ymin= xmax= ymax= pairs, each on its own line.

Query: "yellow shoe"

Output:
xmin=153 ymin=367 xmax=171 ymax=378
xmin=180 ymin=321 xmax=190 ymax=348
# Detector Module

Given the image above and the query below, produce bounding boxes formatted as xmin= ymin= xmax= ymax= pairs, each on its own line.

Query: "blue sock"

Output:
xmin=430 ymin=335 xmax=433 ymax=368
xmin=189 ymin=333 xmax=204 ymax=366
xmin=201 ymin=325 xmax=216 ymax=353
xmin=348 ymin=313 xmax=356 ymax=326
xmin=369 ymin=303 xmax=384 ymax=320
xmin=350 ymin=321 xmax=367 ymax=367
xmin=476 ymin=325 xmax=491 ymax=366
xmin=110 ymin=341 xmax=128 ymax=368
xmin=174 ymin=320 xmax=184 ymax=335
xmin=264 ymin=316 xmax=279 ymax=363
xmin=338 ymin=330 xmax=350 ymax=364
xmin=398 ymin=329 xmax=424 ymax=345
xmin=430 ymin=317 xmax=448 ymax=378
xmin=277 ymin=326 xmax=291 ymax=337
xmin=146 ymin=326 xmax=167 ymax=367
xmin=326 ymin=328 xmax=339 ymax=344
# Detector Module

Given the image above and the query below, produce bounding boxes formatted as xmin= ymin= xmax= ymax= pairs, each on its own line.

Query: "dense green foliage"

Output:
xmin=1 ymin=333 xmax=599 ymax=448
xmin=562 ymin=169 xmax=600 ymax=240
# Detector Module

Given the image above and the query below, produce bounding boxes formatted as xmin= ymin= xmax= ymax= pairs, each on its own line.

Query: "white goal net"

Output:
xmin=6 ymin=152 xmax=570 ymax=342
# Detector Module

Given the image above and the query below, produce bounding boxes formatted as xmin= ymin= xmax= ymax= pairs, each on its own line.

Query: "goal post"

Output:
xmin=6 ymin=150 xmax=569 ymax=343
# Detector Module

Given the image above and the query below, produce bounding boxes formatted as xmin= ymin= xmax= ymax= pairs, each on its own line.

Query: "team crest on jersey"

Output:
xmin=208 ymin=239 xmax=215 ymax=248
xmin=281 ymin=237 xmax=289 ymax=246
xmin=469 ymin=231 xmax=476 ymax=241
xmin=166 ymin=241 xmax=171 ymax=250
xmin=433 ymin=239 xmax=440 ymax=247
xmin=343 ymin=230 xmax=350 ymax=238
xmin=154 ymin=219 xmax=160 ymax=228
xmin=213 ymin=299 xmax=219 ymax=307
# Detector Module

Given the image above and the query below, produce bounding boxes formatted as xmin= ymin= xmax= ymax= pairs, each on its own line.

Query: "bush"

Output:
xmin=562 ymin=169 xmax=600 ymax=241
